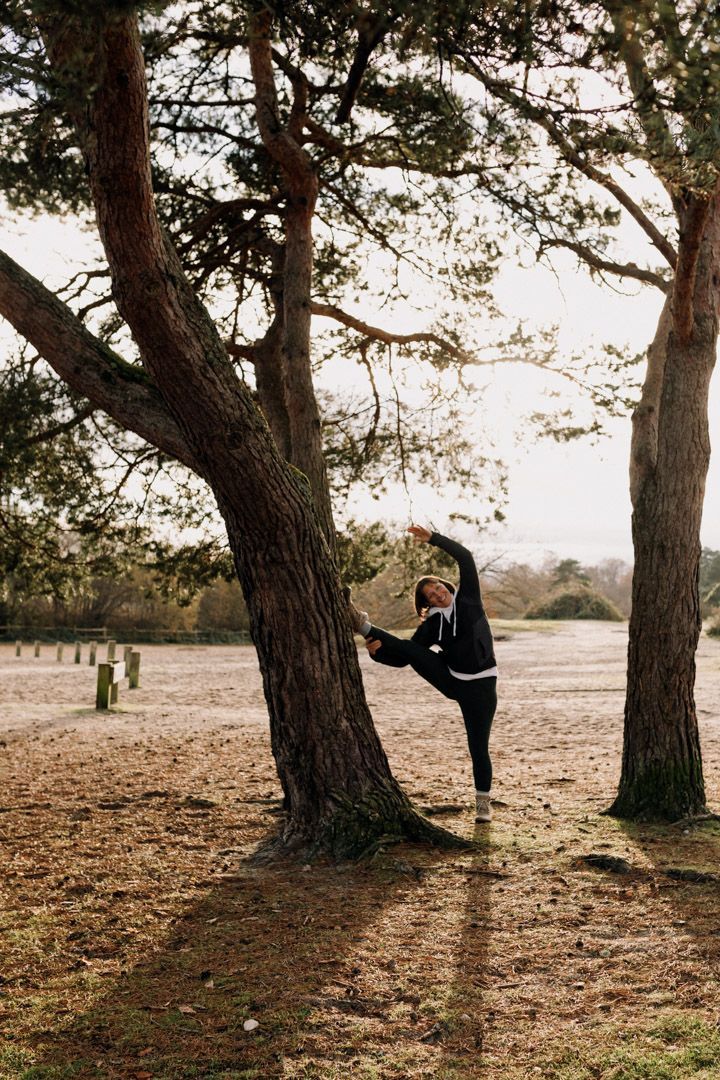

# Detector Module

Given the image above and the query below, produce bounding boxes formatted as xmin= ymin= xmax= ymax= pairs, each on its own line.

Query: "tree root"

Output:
xmin=605 ymin=774 xmax=708 ymax=822
xmin=248 ymin=789 xmax=473 ymax=863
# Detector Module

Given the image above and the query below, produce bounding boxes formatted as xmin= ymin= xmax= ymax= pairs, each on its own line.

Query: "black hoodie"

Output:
xmin=374 ymin=532 xmax=496 ymax=675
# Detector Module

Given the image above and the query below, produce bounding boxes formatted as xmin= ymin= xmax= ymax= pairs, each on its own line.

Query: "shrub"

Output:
xmin=524 ymin=585 xmax=624 ymax=621
xmin=702 ymin=580 xmax=720 ymax=618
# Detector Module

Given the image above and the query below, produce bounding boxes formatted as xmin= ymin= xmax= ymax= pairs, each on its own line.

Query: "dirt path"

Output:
xmin=1 ymin=623 xmax=720 ymax=1079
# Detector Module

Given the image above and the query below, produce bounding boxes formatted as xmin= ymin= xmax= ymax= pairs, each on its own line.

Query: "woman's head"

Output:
xmin=414 ymin=575 xmax=456 ymax=617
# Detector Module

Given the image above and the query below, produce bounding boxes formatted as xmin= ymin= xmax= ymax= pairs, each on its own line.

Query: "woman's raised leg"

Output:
xmin=367 ymin=625 xmax=458 ymax=698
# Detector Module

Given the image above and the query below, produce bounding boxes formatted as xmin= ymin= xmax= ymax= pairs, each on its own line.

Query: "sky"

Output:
xmin=5 ymin=199 xmax=720 ymax=572
xmin=482 ymin=257 xmax=643 ymax=566
xmin=491 ymin=256 xmax=720 ymax=566
xmin=335 ymin=243 xmax=720 ymax=568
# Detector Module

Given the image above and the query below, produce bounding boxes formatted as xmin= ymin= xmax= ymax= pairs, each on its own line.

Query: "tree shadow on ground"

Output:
xmin=577 ymin=815 xmax=720 ymax=1075
xmin=616 ymin=817 xmax=720 ymax=1009
xmin=1 ymin=648 xmax=497 ymax=1080
xmin=20 ymin=837 xmax=443 ymax=1080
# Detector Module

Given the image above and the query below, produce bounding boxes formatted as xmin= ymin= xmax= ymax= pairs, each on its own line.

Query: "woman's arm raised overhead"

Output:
xmin=423 ymin=530 xmax=482 ymax=605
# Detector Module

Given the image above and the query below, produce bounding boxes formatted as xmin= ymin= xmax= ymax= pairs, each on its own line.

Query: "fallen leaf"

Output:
xmin=178 ymin=1004 xmax=196 ymax=1015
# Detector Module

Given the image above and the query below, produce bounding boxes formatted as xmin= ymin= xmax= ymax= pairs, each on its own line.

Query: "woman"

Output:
xmin=345 ymin=525 xmax=497 ymax=823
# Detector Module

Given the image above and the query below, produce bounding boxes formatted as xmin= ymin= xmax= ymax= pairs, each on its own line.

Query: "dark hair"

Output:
xmin=413 ymin=575 xmax=456 ymax=618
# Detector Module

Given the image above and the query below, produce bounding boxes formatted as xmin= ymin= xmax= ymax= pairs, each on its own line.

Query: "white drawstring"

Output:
xmin=434 ymin=597 xmax=457 ymax=642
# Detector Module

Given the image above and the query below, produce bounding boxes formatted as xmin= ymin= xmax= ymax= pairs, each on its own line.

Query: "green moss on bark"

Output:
xmin=607 ymin=760 xmax=707 ymax=822
xmin=265 ymin=785 xmax=473 ymax=861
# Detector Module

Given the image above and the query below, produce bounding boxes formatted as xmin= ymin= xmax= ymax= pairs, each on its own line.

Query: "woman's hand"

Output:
xmin=407 ymin=524 xmax=432 ymax=544
xmin=365 ymin=638 xmax=382 ymax=656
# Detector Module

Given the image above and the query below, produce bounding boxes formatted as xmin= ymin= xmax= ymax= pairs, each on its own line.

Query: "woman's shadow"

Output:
xmin=22 ymin=824 xmax=498 ymax=1079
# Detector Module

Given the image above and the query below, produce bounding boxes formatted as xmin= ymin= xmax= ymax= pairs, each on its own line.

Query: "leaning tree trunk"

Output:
xmin=610 ymin=193 xmax=720 ymax=821
xmin=34 ymin=9 xmax=464 ymax=857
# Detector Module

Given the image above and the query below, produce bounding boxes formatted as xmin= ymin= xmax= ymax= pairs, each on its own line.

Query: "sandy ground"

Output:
xmin=3 ymin=622 xmax=719 ymax=811
xmin=1 ymin=622 xmax=720 ymax=1079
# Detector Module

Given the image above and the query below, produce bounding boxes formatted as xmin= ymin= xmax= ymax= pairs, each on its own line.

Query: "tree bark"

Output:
xmin=26 ymin=7 xmax=462 ymax=857
xmin=610 ymin=190 xmax=720 ymax=820
xmin=252 ymin=239 xmax=292 ymax=460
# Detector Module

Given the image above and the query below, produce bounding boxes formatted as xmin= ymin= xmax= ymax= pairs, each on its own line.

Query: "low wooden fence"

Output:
xmin=1 ymin=626 xmax=251 ymax=644
xmin=10 ymin=636 xmax=142 ymax=710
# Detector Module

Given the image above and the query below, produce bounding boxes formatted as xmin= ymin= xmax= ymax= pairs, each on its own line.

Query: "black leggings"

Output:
xmin=368 ymin=625 xmax=496 ymax=792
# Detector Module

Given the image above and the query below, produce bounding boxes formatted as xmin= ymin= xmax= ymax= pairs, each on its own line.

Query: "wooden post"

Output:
xmin=123 ymin=645 xmax=132 ymax=668
xmin=96 ymin=659 xmax=126 ymax=710
xmin=34 ymin=640 xmax=40 ymax=657
xmin=74 ymin=641 xmax=82 ymax=664
xmin=128 ymin=651 xmax=141 ymax=689
xmin=89 ymin=641 xmax=97 ymax=666
xmin=15 ymin=640 xmax=21 ymax=657
xmin=96 ymin=663 xmax=112 ymax=709
xmin=107 ymin=639 xmax=116 ymax=661
xmin=56 ymin=642 xmax=64 ymax=662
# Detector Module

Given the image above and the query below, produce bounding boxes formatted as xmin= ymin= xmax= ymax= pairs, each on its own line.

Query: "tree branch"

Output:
xmin=540 ymin=238 xmax=670 ymax=291
xmin=248 ymin=10 xmax=315 ymax=195
xmin=248 ymin=10 xmax=333 ymax=540
xmin=226 ymin=340 xmax=258 ymax=363
xmin=311 ymin=300 xmax=632 ymax=414
xmin=21 ymin=402 xmax=95 ymax=448
xmin=152 ymin=118 xmax=257 ymax=149
xmin=458 ymin=57 xmax=678 ymax=269
xmin=0 ymin=248 xmax=201 ymax=475
xmin=311 ymin=300 xmax=474 ymax=354
xmin=150 ymin=96 xmax=256 ymax=109
xmin=673 ymin=194 xmax=713 ymax=342
xmin=602 ymin=1 xmax=682 ymax=186
xmin=35 ymin=8 xmax=282 ymax=505
xmin=310 ymin=301 xmax=552 ymax=370
xmin=630 ymin=294 xmax=673 ymax=504
xmin=335 ymin=9 xmax=396 ymax=124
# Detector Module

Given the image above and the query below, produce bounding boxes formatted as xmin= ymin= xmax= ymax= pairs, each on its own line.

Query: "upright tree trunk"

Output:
xmin=248 ymin=11 xmax=336 ymax=549
xmin=610 ymin=193 xmax=720 ymax=820
xmin=281 ymin=191 xmax=336 ymax=546
xmin=30 ymin=8 xmax=462 ymax=857
xmin=252 ymin=242 xmax=292 ymax=460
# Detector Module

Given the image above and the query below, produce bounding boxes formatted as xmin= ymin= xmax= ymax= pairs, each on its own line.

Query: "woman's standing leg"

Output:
xmin=457 ymin=678 xmax=497 ymax=821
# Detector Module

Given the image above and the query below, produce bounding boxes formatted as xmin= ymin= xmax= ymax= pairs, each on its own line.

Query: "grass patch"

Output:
xmin=513 ymin=1016 xmax=720 ymax=1080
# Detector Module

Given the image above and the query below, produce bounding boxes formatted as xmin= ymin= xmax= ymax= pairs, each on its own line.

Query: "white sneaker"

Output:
xmin=475 ymin=792 xmax=492 ymax=823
